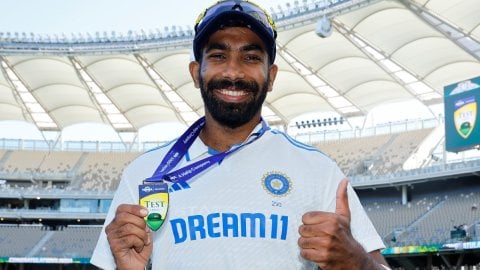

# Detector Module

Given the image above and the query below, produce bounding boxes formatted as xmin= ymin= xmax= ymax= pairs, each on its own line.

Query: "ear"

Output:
xmin=267 ymin=64 xmax=278 ymax=92
xmin=189 ymin=61 xmax=200 ymax=89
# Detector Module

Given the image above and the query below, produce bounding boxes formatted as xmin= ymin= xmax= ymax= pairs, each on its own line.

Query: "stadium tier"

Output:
xmin=315 ymin=128 xmax=434 ymax=176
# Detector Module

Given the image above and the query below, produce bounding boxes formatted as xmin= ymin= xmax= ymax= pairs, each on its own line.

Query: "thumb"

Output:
xmin=335 ymin=178 xmax=351 ymax=221
xmin=144 ymin=230 xmax=153 ymax=255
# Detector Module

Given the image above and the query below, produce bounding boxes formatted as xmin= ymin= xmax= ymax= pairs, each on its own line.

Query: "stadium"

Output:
xmin=1 ymin=0 xmax=480 ymax=269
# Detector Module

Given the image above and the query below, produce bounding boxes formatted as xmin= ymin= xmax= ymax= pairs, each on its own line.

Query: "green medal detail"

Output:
xmin=139 ymin=182 xmax=169 ymax=231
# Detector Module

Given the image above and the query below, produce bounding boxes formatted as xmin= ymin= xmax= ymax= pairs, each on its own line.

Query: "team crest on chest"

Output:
xmin=261 ymin=171 xmax=292 ymax=197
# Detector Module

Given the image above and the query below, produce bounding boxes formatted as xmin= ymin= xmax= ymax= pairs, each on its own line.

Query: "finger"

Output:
xmin=109 ymin=222 xmax=149 ymax=241
xmin=107 ymin=212 xmax=147 ymax=234
xmin=138 ymin=229 xmax=152 ymax=252
xmin=133 ymin=228 xmax=152 ymax=253
xmin=114 ymin=204 xmax=148 ymax=226
xmin=335 ymin=178 xmax=350 ymax=221
xmin=298 ymin=222 xmax=334 ymax=238
xmin=109 ymin=204 xmax=148 ymax=228
xmin=116 ymin=204 xmax=148 ymax=218
xmin=298 ymin=235 xmax=330 ymax=249
xmin=301 ymin=211 xmax=334 ymax=225
xmin=299 ymin=246 xmax=330 ymax=267
xmin=108 ymin=233 xmax=148 ymax=254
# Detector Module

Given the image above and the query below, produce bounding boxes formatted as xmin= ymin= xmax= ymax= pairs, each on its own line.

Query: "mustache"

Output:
xmin=206 ymin=79 xmax=259 ymax=92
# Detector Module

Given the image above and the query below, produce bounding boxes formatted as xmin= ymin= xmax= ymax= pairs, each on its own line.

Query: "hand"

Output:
xmin=105 ymin=204 xmax=153 ymax=270
xmin=298 ymin=179 xmax=367 ymax=269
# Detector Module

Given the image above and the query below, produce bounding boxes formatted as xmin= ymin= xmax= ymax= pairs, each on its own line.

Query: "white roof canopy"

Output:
xmin=0 ymin=0 xmax=478 ymax=133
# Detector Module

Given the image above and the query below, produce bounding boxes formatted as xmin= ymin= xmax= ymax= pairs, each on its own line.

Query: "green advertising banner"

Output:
xmin=444 ymin=76 xmax=480 ymax=152
xmin=382 ymin=244 xmax=442 ymax=255
xmin=0 ymin=257 xmax=90 ymax=264
xmin=382 ymin=241 xmax=480 ymax=255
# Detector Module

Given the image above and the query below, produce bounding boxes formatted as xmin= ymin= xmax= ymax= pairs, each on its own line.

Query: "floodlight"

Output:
xmin=315 ymin=14 xmax=332 ymax=38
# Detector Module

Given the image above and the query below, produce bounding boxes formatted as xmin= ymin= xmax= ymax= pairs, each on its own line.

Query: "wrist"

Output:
xmin=353 ymin=246 xmax=389 ymax=270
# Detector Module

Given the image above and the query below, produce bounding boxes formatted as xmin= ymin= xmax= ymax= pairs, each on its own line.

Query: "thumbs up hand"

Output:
xmin=298 ymin=179 xmax=367 ymax=269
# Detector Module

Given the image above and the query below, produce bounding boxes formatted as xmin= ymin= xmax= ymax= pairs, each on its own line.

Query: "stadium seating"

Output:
xmin=0 ymin=224 xmax=48 ymax=257
xmin=0 ymin=224 xmax=101 ymax=258
xmin=38 ymin=151 xmax=84 ymax=175
xmin=398 ymin=191 xmax=480 ymax=245
xmin=364 ymin=188 xmax=480 ymax=247
xmin=376 ymin=128 xmax=434 ymax=175
xmin=76 ymin=152 xmax=139 ymax=191
xmin=0 ymin=128 xmax=435 ymax=192
xmin=363 ymin=196 xmax=443 ymax=242
xmin=34 ymin=226 xmax=102 ymax=258
xmin=0 ymin=150 xmax=139 ymax=191
xmin=0 ymin=150 xmax=46 ymax=176
xmin=315 ymin=128 xmax=434 ymax=176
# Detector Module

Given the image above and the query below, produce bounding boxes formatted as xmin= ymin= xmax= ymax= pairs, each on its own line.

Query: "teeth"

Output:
xmin=219 ymin=89 xmax=247 ymax=97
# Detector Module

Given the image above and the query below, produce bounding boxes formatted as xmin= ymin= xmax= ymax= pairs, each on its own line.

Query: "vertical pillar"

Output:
xmin=402 ymin=185 xmax=408 ymax=205
xmin=427 ymin=254 xmax=432 ymax=270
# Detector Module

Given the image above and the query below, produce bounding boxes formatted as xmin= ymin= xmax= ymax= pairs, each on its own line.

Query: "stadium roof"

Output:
xmin=0 ymin=0 xmax=479 ymax=135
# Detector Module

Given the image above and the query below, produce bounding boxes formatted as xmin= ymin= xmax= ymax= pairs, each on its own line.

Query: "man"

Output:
xmin=91 ymin=1 xmax=390 ymax=269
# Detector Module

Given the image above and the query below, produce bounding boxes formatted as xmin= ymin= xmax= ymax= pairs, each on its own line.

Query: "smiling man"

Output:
xmin=91 ymin=1 xmax=390 ymax=269
xmin=190 ymin=25 xmax=277 ymax=151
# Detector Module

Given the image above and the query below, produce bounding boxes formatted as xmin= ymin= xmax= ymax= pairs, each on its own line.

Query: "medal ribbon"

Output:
xmin=144 ymin=116 xmax=268 ymax=184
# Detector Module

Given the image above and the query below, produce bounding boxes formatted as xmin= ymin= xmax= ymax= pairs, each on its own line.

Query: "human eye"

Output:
xmin=244 ymin=54 xmax=263 ymax=63
xmin=207 ymin=52 xmax=226 ymax=61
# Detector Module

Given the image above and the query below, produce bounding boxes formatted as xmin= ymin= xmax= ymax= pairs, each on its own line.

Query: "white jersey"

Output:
xmin=91 ymin=123 xmax=384 ymax=269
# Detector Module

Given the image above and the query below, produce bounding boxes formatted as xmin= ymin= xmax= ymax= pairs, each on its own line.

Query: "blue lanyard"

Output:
xmin=144 ymin=116 xmax=268 ymax=184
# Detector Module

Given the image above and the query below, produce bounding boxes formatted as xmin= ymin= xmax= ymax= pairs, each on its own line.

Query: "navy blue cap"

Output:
xmin=193 ymin=0 xmax=277 ymax=64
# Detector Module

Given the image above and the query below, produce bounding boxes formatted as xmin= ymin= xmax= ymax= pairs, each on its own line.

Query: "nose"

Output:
xmin=222 ymin=58 xmax=245 ymax=80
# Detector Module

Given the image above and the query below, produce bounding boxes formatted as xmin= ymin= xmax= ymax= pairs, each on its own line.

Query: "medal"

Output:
xmin=139 ymin=182 xmax=169 ymax=231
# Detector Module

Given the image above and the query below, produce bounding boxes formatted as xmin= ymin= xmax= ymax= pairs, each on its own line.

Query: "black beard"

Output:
xmin=199 ymin=76 xmax=269 ymax=129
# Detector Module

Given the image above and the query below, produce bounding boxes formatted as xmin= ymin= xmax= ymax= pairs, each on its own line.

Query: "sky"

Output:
xmin=0 ymin=0 xmax=288 ymax=35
